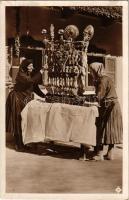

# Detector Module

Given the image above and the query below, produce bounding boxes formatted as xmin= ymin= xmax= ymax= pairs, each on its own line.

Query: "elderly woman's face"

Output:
xmin=27 ymin=63 xmax=34 ymax=73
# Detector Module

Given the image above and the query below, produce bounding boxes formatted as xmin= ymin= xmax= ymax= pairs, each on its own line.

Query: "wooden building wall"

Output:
xmin=6 ymin=7 xmax=122 ymax=56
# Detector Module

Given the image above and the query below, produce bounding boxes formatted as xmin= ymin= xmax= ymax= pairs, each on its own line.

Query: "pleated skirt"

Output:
xmin=6 ymin=90 xmax=33 ymax=147
xmin=97 ymin=101 xmax=123 ymax=145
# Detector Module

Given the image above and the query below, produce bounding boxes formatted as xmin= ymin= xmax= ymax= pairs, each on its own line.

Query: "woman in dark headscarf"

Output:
xmin=6 ymin=58 xmax=45 ymax=151
xmin=89 ymin=62 xmax=123 ymax=160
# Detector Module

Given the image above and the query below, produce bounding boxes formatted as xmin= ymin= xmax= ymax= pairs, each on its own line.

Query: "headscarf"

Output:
xmin=19 ymin=58 xmax=33 ymax=73
xmin=89 ymin=62 xmax=104 ymax=77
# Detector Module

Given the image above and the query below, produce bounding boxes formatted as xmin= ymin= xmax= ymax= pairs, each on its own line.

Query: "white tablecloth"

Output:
xmin=21 ymin=100 xmax=98 ymax=146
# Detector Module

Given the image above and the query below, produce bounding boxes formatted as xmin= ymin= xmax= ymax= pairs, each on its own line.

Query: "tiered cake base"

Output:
xmin=46 ymin=94 xmax=97 ymax=106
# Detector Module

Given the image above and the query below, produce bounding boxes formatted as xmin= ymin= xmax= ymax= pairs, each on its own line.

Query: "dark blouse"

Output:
xmin=96 ymin=75 xmax=117 ymax=103
xmin=14 ymin=70 xmax=45 ymax=98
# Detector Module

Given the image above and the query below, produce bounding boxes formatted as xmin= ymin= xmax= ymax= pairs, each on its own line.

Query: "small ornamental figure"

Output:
xmin=15 ymin=35 xmax=20 ymax=57
xmin=50 ymin=24 xmax=54 ymax=41
xmin=83 ymin=25 xmax=94 ymax=42
xmin=41 ymin=29 xmax=48 ymax=47
xmin=64 ymin=25 xmax=79 ymax=40
xmin=43 ymin=55 xmax=49 ymax=86
xmin=50 ymin=24 xmax=55 ymax=51
xmin=83 ymin=25 xmax=94 ymax=53
xmin=73 ymin=65 xmax=79 ymax=89
xmin=81 ymin=25 xmax=94 ymax=93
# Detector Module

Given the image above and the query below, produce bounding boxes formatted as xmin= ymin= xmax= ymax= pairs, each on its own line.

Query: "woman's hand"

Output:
xmin=40 ymin=64 xmax=48 ymax=74
xmin=40 ymin=69 xmax=44 ymax=74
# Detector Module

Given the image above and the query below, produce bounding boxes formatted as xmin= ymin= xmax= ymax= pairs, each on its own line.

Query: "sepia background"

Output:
xmin=1 ymin=1 xmax=128 ymax=199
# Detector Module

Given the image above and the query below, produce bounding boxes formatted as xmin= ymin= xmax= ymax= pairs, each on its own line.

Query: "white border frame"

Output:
xmin=0 ymin=1 xmax=128 ymax=200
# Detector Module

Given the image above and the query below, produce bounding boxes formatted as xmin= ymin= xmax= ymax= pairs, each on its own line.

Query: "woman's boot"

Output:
xmin=92 ymin=145 xmax=104 ymax=161
xmin=105 ymin=144 xmax=114 ymax=160
xmin=79 ymin=144 xmax=90 ymax=161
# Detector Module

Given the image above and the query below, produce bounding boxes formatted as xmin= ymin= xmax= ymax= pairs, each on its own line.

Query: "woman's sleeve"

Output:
xmin=96 ymin=79 xmax=106 ymax=102
xmin=33 ymin=84 xmax=45 ymax=98
xmin=31 ymin=72 xmax=42 ymax=84
xmin=16 ymin=71 xmax=42 ymax=85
